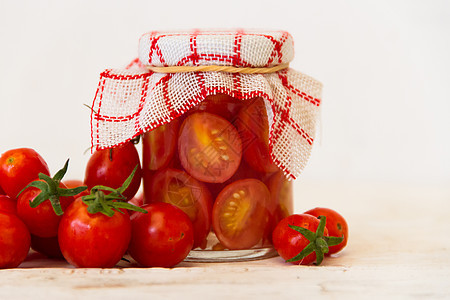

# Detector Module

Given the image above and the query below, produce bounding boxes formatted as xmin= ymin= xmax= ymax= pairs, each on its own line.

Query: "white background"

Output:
xmin=0 ymin=0 xmax=449 ymax=207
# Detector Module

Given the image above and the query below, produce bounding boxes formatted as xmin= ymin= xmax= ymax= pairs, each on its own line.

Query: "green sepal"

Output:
xmin=314 ymin=238 xmax=329 ymax=266
xmin=116 ymin=166 xmax=137 ymax=195
xmin=81 ymin=165 xmax=147 ymax=217
xmin=90 ymin=185 xmax=118 ymax=194
xmin=38 ymin=173 xmax=57 ymax=194
xmin=49 ymin=195 xmax=64 ymax=216
xmin=84 ymin=191 xmax=115 ymax=217
xmin=316 ymin=215 xmax=327 ymax=238
xmin=316 ymin=238 xmax=329 ymax=254
xmin=113 ymin=201 xmax=147 ymax=214
xmin=85 ymin=197 xmax=104 ymax=215
xmin=19 ymin=180 xmax=49 ymax=197
xmin=57 ymin=186 xmax=88 ymax=197
xmin=315 ymin=247 xmax=324 ymax=266
xmin=28 ymin=190 xmax=50 ymax=208
xmin=286 ymin=216 xmax=343 ymax=266
xmin=288 ymin=225 xmax=316 ymax=242
xmin=17 ymin=159 xmax=84 ymax=216
xmin=53 ymin=159 xmax=69 ymax=182
xmin=98 ymin=191 xmax=115 ymax=217
xmin=285 ymin=242 xmax=315 ymax=263
xmin=324 ymin=236 xmax=344 ymax=247
xmin=81 ymin=194 xmax=96 ymax=202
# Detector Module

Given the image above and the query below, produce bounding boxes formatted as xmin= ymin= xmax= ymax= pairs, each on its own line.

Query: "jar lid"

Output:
xmin=138 ymin=29 xmax=294 ymax=68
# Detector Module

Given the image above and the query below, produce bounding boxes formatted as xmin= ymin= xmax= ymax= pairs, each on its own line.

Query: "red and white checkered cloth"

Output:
xmin=90 ymin=29 xmax=322 ymax=180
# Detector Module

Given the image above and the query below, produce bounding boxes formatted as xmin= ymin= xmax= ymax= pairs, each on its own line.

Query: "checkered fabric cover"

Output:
xmin=90 ymin=29 xmax=322 ymax=180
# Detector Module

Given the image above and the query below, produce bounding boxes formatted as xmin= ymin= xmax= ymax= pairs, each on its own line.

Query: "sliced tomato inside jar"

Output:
xmin=212 ymin=179 xmax=270 ymax=250
xmin=235 ymin=97 xmax=279 ymax=174
xmin=178 ymin=112 xmax=242 ymax=183
xmin=144 ymin=168 xmax=212 ymax=249
xmin=142 ymin=118 xmax=180 ymax=171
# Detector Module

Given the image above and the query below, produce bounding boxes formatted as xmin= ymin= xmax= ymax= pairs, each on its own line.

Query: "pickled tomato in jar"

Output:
xmin=91 ymin=30 xmax=322 ymax=262
xmin=142 ymin=94 xmax=293 ymax=254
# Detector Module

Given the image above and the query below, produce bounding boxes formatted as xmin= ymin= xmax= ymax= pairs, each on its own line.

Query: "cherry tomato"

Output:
xmin=272 ymin=214 xmax=329 ymax=265
xmin=58 ymin=198 xmax=131 ymax=268
xmin=84 ymin=142 xmax=142 ymax=201
xmin=264 ymin=171 xmax=293 ymax=243
xmin=178 ymin=112 xmax=242 ymax=183
xmin=304 ymin=207 xmax=348 ymax=255
xmin=212 ymin=179 xmax=270 ymax=250
xmin=30 ymin=235 xmax=64 ymax=259
xmin=0 ymin=185 xmax=5 ymax=195
xmin=144 ymin=168 xmax=212 ymax=249
xmin=17 ymin=181 xmax=75 ymax=238
xmin=0 ymin=148 xmax=50 ymax=199
xmin=0 ymin=195 xmax=17 ymax=215
xmin=142 ymin=119 xmax=180 ymax=171
xmin=128 ymin=203 xmax=194 ymax=267
xmin=0 ymin=212 xmax=31 ymax=268
xmin=190 ymin=94 xmax=243 ymax=121
xmin=62 ymin=179 xmax=89 ymax=198
xmin=235 ymin=97 xmax=278 ymax=174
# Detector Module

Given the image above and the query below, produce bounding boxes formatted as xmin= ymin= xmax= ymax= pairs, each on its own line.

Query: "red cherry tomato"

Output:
xmin=0 ymin=185 xmax=5 ymax=195
xmin=304 ymin=207 xmax=348 ymax=255
xmin=17 ymin=181 xmax=75 ymax=238
xmin=142 ymin=119 xmax=180 ymax=171
xmin=30 ymin=235 xmax=64 ymax=259
xmin=264 ymin=171 xmax=293 ymax=243
xmin=144 ymin=168 xmax=212 ymax=249
xmin=178 ymin=112 xmax=242 ymax=183
xmin=62 ymin=179 xmax=89 ymax=198
xmin=58 ymin=198 xmax=131 ymax=268
xmin=84 ymin=142 xmax=142 ymax=201
xmin=272 ymin=214 xmax=329 ymax=265
xmin=0 ymin=195 xmax=17 ymax=215
xmin=0 ymin=212 xmax=31 ymax=268
xmin=190 ymin=94 xmax=243 ymax=121
xmin=128 ymin=203 xmax=194 ymax=267
xmin=0 ymin=148 xmax=50 ymax=199
xmin=235 ymin=97 xmax=278 ymax=174
xmin=212 ymin=179 xmax=270 ymax=250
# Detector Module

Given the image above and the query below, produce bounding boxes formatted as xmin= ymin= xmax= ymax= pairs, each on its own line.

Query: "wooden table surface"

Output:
xmin=1 ymin=182 xmax=449 ymax=299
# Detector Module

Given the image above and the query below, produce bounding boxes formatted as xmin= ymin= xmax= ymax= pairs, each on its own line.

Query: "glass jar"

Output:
xmin=90 ymin=29 xmax=322 ymax=262
xmin=142 ymin=93 xmax=293 ymax=261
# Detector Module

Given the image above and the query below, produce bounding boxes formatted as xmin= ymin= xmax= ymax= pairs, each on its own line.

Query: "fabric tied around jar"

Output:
xmin=90 ymin=29 xmax=322 ymax=180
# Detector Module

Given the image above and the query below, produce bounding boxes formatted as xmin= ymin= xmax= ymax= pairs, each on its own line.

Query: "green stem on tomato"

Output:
xmin=286 ymin=216 xmax=344 ymax=266
xmin=18 ymin=159 xmax=88 ymax=216
xmin=81 ymin=165 xmax=147 ymax=217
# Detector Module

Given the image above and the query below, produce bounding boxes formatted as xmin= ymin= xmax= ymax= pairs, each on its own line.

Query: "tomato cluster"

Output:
xmin=272 ymin=208 xmax=349 ymax=265
xmin=0 ymin=94 xmax=349 ymax=269
xmin=0 ymin=148 xmax=49 ymax=267
xmin=0 ymin=146 xmax=194 ymax=268
xmin=142 ymin=94 xmax=293 ymax=250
